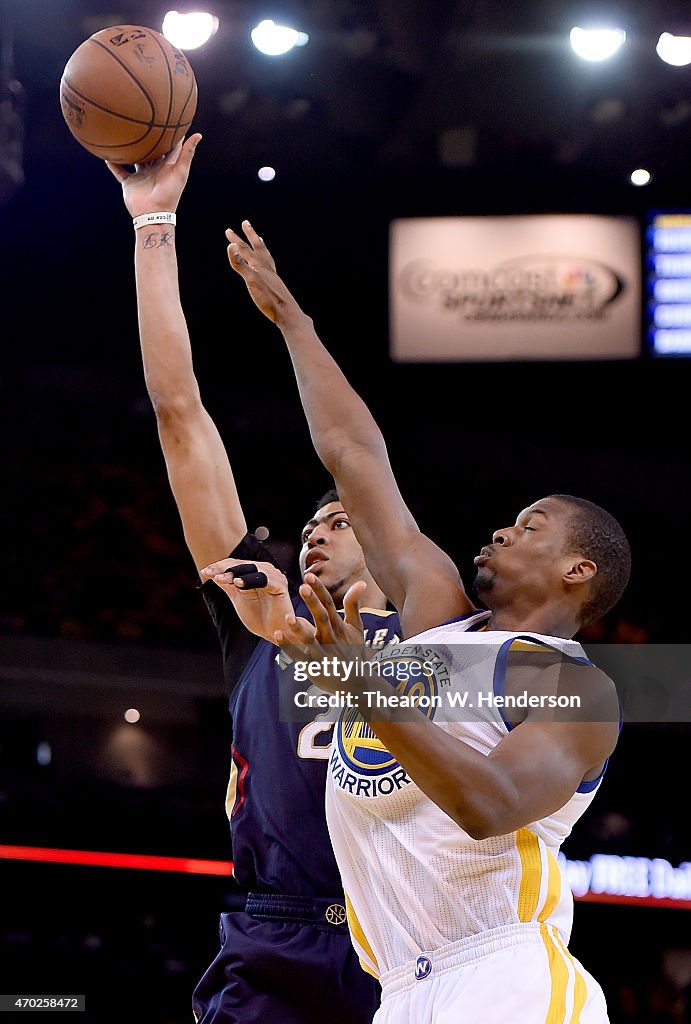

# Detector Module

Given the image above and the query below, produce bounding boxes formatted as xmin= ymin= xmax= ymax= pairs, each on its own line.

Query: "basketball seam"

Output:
xmin=167 ymin=75 xmax=198 ymax=155
xmin=131 ymin=31 xmax=175 ymax=164
xmin=61 ymin=76 xmax=192 ymax=132
xmin=177 ymin=75 xmax=197 ymax=132
xmin=62 ymin=124 xmax=194 ymax=152
xmin=89 ymin=38 xmax=156 ymax=122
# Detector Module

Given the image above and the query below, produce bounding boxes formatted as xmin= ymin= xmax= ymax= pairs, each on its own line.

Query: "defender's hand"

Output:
xmin=274 ymin=574 xmax=372 ymax=696
xmin=225 ymin=221 xmax=304 ymax=327
xmin=201 ymin=556 xmax=294 ymax=643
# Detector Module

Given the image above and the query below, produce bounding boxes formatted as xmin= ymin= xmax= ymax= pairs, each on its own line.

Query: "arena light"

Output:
xmin=570 ymin=26 xmax=626 ymax=61
xmin=162 ymin=11 xmax=219 ymax=50
xmin=35 ymin=742 xmax=51 ymax=766
xmin=656 ymin=32 xmax=691 ymax=67
xmin=630 ymin=167 xmax=652 ymax=186
xmin=251 ymin=19 xmax=309 ymax=56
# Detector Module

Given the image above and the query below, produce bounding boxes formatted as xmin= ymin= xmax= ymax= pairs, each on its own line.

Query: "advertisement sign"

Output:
xmin=390 ymin=215 xmax=641 ymax=361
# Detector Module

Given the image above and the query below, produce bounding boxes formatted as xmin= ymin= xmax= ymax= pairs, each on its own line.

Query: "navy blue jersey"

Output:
xmin=202 ymin=534 xmax=400 ymax=897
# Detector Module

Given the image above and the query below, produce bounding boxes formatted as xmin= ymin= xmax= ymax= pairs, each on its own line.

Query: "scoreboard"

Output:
xmin=646 ymin=211 xmax=691 ymax=355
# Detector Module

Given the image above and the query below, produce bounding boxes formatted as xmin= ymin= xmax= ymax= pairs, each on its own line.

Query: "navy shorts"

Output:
xmin=192 ymin=894 xmax=380 ymax=1024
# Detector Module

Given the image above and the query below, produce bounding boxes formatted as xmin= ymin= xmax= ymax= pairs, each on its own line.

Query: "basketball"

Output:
xmin=59 ymin=25 xmax=198 ymax=165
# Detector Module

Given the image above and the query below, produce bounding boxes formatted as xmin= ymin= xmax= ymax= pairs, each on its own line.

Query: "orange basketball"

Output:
xmin=59 ymin=24 xmax=198 ymax=164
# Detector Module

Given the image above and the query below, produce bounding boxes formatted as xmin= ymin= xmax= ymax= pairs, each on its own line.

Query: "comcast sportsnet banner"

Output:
xmin=389 ymin=215 xmax=641 ymax=361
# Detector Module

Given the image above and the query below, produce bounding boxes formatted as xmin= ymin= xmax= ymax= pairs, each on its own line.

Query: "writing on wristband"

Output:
xmin=132 ymin=212 xmax=176 ymax=230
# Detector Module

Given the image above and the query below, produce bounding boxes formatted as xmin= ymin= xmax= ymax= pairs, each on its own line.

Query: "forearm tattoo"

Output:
xmin=141 ymin=229 xmax=175 ymax=249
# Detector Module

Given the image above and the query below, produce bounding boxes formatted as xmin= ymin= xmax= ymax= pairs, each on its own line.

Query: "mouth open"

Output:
xmin=306 ymin=551 xmax=328 ymax=570
xmin=473 ymin=546 xmax=492 ymax=566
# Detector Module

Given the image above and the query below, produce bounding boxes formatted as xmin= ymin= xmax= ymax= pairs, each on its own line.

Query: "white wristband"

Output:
xmin=132 ymin=211 xmax=177 ymax=230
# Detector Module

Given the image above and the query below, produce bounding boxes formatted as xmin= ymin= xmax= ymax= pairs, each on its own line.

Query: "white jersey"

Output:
xmin=325 ymin=613 xmax=605 ymax=980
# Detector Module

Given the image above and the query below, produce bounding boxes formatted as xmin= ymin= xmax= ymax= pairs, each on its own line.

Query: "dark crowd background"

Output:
xmin=2 ymin=53 xmax=691 ymax=1024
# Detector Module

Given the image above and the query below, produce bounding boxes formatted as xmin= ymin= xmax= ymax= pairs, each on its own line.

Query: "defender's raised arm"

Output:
xmin=225 ymin=222 xmax=474 ymax=636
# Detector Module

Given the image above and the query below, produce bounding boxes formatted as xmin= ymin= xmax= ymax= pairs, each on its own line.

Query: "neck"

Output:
xmin=486 ymin=605 xmax=578 ymax=639
xmin=333 ymin=575 xmax=388 ymax=611
xmin=359 ymin=579 xmax=388 ymax=610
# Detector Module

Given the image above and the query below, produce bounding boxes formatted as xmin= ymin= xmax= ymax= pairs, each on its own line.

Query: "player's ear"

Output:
xmin=564 ymin=558 xmax=597 ymax=586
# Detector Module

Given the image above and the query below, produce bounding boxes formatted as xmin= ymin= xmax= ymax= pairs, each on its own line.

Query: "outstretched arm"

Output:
xmin=107 ymin=135 xmax=247 ymax=573
xmin=225 ymin=223 xmax=474 ymax=636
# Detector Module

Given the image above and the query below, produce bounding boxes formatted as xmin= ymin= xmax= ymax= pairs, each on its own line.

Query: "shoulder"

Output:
xmin=505 ymin=644 xmax=619 ymax=725
xmin=360 ymin=606 xmax=399 ymax=621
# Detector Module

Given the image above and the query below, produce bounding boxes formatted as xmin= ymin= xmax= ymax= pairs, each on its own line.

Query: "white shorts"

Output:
xmin=374 ymin=922 xmax=609 ymax=1024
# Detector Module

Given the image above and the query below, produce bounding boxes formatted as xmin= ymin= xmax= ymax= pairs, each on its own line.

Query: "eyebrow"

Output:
xmin=301 ymin=510 xmax=348 ymax=533
xmin=516 ymin=509 xmax=548 ymax=524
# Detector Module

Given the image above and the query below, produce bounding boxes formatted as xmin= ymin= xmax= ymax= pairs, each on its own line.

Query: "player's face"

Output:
xmin=298 ymin=503 xmax=368 ymax=600
xmin=473 ymin=497 xmax=576 ymax=606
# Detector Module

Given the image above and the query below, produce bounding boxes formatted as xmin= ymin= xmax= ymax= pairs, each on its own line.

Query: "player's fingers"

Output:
xmin=226 ymin=225 xmax=255 ymax=250
xmin=342 ymin=580 xmax=367 ymax=632
xmin=133 ymin=150 xmax=169 ymax=172
xmin=274 ymin=632 xmax=295 ymax=653
xmin=293 ymin=614 xmax=320 ymax=642
xmin=299 ymin=582 xmax=331 ymax=629
xmin=273 ymin=634 xmax=312 ymax=664
xmin=241 ymin=220 xmax=276 ymax=269
xmin=158 ymin=143 xmax=180 ymax=163
xmin=163 ymin=140 xmax=184 ymax=168
xmin=225 ymin=225 xmax=248 ymax=240
xmin=175 ymin=132 xmax=202 ymax=172
xmin=299 ymin=584 xmax=340 ymax=644
xmin=303 ymin=573 xmax=342 ymax=633
xmin=232 ymin=571 xmax=268 ymax=589
xmin=220 ymin=562 xmax=260 ymax=578
xmin=274 ymin=610 xmax=317 ymax=653
xmin=105 ymin=160 xmax=129 ymax=182
xmin=241 ymin=219 xmax=262 ymax=248
xmin=284 ymin=610 xmax=318 ymax=645
xmin=228 ymin=241 xmax=249 ymax=262
xmin=200 ymin=560 xmax=229 ymax=579
xmin=226 ymin=239 xmax=253 ymax=272
xmin=200 ymin=558 xmax=249 ymax=581
xmin=208 ymin=561 xmax=268 ymax=590
xmin=225 ymin=229 xmax=251 ymax=253
xmin=241 ymin=219 xmax=259 ymax=240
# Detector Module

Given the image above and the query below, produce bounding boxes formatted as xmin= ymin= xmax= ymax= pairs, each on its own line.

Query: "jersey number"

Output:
xmin=296 ymin=720 xmax=335 ymax=760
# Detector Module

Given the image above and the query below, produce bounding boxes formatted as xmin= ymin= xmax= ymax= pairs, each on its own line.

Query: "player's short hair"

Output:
xmin=315 ymin=487 xmax=340 ymax=512
xmin=550 ymin=494 xmax=631 ymax=627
